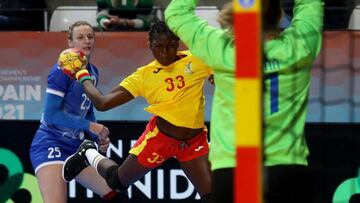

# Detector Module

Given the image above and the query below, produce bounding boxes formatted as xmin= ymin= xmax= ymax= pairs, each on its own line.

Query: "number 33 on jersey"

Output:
xmin=120 ymin=50 xmax=213 ymax=129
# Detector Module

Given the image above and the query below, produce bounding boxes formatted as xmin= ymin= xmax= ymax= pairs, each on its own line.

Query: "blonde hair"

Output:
xmin=68 ymin=21 xmax=94 ymax=40
xmin=217 ymin=2 xmax=233 ymax=34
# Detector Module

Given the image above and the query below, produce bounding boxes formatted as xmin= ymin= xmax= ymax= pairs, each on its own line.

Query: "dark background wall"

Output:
xmin=0 ymin=121 xmax=205 ymax=203
xmin=1 ymin=121 xmax=360 ymax=202
xmin=306 ymin=123 xmax=360 ymax=203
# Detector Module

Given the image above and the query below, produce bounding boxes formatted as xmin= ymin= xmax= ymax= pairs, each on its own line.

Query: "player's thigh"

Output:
xmin=36 ymin=164 xmax=67 ymax=203
xmin=30 ymin=130 xmax=79 ymax=173
xmin=76 ymin=166 xmax=113 ymax=197
xmin=179 ymin=154 xmax=211 ymax=196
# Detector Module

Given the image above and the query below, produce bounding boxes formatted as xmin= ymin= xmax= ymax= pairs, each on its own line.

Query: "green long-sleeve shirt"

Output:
xmin=263 ymin=0 xmax=323 ymax=165
xmin=97 ymin=0 xmax=154 ymax=29
xmin=165 ymin=0 xmax=323 ymax=170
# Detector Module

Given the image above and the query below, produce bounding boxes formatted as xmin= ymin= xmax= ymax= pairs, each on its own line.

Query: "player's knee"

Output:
xmin=105 ymin=165 xmax=127 ymax=192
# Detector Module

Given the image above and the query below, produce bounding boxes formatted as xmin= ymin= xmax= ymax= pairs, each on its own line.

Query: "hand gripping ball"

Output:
xmin=58 ymin=48 xmax=87 ymax=78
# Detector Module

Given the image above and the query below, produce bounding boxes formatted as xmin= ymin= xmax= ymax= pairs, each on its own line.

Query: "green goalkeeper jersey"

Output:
xmin=263 ymin=0 xmax=323 ymax=165
xmin=165 ymin=0 xmax=323 ymax=170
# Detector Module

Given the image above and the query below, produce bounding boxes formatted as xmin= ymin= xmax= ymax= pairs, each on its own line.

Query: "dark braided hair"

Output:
xmin=148 ymin=21 xmax=179 ymax=42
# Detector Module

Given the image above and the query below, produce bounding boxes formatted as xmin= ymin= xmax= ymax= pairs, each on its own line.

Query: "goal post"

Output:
xmin=234 ymin=0 xmax=263 ymax=202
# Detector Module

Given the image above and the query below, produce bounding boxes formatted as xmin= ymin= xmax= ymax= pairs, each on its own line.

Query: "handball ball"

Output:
xmin=58 ymin=48 xmax=87 ymax=77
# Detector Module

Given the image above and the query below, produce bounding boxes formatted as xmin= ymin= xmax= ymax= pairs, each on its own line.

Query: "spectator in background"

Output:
xmin=96 ymin=0 xmax=157 ymax=31
xmin=324 ymin=0 xmax=356 ymax=30
xmin=0 ymin=0 xmax=46 ymax=31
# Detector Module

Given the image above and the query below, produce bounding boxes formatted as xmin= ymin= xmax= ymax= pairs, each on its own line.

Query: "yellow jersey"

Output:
xmin=120 ymin=50 xmax=212 ymax=128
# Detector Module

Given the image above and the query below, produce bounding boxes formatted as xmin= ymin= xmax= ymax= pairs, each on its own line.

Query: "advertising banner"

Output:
xmin=0 ymin=32 xmax=359 ymax=122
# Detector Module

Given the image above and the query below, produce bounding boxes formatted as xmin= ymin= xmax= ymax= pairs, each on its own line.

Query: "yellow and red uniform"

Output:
xmin=121 ymin=50 xmax=212 ymax=129
xmin=120 ymin=50 xmax=212 ymax=167
xmin=130 ymin=116 xmax=209 ymax=168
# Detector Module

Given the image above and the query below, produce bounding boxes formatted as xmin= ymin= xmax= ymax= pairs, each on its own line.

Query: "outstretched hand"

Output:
xmin=58 ymin=48 xmax=92 ymax=84
xmin=58 ymin=48 xmax=87 ymax=79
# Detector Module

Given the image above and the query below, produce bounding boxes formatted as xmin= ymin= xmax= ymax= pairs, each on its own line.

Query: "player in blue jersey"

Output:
xmin=29 ymin=21 xmax=124 ymax=203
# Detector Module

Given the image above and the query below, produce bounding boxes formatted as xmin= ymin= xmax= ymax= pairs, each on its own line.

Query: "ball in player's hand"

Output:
xmin=58 ymin=48 xmax=87 ymax=78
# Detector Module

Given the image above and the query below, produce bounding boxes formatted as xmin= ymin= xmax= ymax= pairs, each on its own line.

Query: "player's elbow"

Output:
xmin=94 ymin=105 xmax=109 ymax=111
xmin=43 ymin=111 xmax=57 ymax=125
xmin=92 ymin=100 xmax=112 ymax=111
xmin=93 ymin=103 xmax=107 ymax=111
xmin=93 ymin=92 xmax=130 ymax=111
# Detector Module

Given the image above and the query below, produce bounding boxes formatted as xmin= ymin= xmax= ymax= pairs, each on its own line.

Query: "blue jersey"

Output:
xmin=30 ymin=63 xmax=99 ymax=172
xmin=39 ymin=63 xmax=99 ymax=140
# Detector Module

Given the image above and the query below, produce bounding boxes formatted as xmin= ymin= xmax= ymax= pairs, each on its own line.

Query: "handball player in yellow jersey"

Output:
xmin=61 ymin=21 xmax=213 ymax=202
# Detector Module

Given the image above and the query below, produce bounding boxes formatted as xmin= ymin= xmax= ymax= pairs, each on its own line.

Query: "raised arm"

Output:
xmin=291 ymin=0 xmax=323 ymax=58
xmin=165 ymin=0 xmax=234 ymax=72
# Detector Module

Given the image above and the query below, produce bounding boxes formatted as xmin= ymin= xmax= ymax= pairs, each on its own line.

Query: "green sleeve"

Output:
xmin=136 ymin=14 xmax=155 ymax=29
xmin=264 ymin=0 xmax=323 ymax=73
xmin=138 ymin=0 xmax=153 ymax=8
xmin=292 ymin=0 xmax=323 ymax=58
xmin=136 ymin=0 xmax=155 ymax=28
xmin=165 ymin=0 xmax=234 ymax=72
xmin=96 ymin=0 xmax=112 ymax=25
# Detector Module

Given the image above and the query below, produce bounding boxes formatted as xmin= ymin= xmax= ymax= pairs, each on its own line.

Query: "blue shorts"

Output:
xmin=30 ymin=128 xmax=83 ymax=174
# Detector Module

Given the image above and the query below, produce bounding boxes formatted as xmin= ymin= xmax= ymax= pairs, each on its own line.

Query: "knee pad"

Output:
xmin=105 ymin=165 xmax=127 ymax=192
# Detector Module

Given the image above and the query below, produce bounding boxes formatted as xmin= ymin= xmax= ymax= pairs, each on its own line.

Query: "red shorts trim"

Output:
xmin=129 ymin=116 xmax=209 ymax=168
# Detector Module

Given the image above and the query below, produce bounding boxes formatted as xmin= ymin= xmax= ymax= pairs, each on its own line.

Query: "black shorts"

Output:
xmin=211 ymin=165 xmax=313 ymax=203
xmin=264 ymin=164 xmax=313 ymax=203
xmin=212 ymin=168 xmax=234 ymax=203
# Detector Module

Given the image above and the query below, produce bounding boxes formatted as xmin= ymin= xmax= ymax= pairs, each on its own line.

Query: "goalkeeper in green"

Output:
xmin=165 ymin=0 xmax=323 ymax=202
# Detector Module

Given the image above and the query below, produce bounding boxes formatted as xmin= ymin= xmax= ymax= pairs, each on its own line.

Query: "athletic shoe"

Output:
xmin=62 ymin=139 xmax=96 ymax=182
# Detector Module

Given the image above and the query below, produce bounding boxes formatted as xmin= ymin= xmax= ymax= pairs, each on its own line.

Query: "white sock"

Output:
xmin=85 ymin=149 xmax=106 ymax=173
